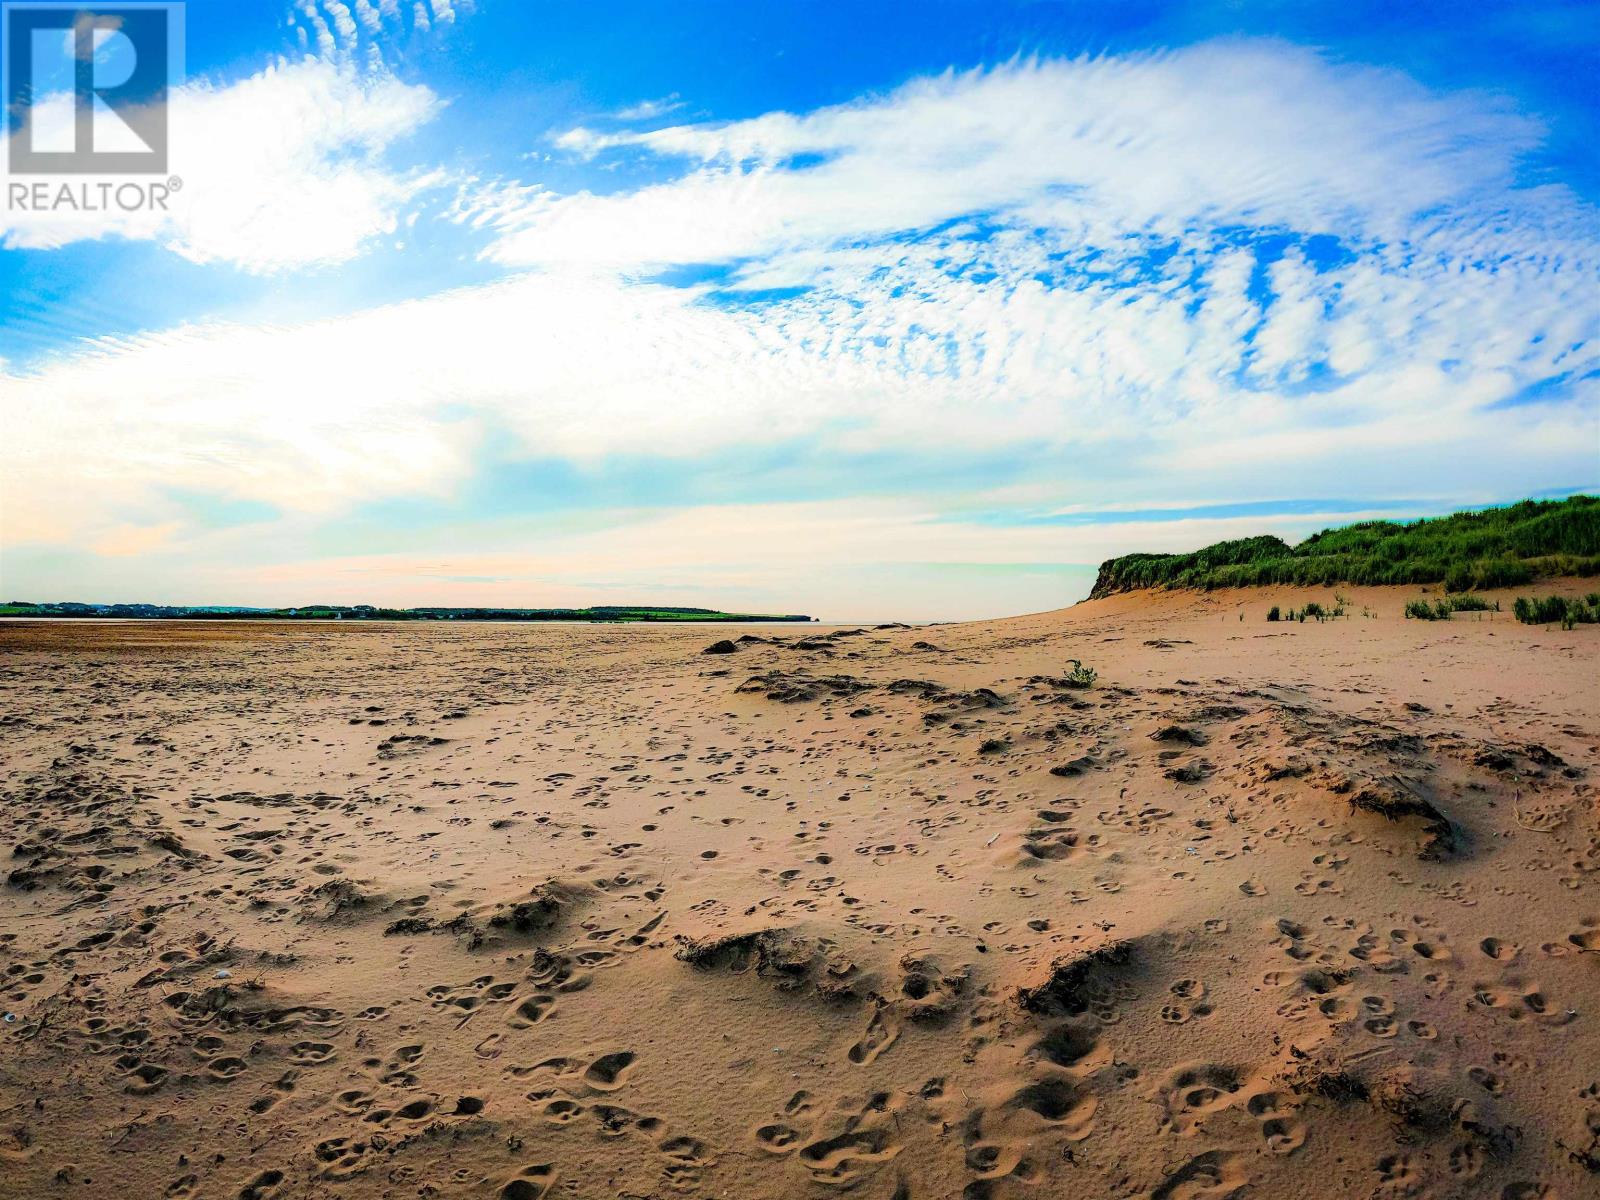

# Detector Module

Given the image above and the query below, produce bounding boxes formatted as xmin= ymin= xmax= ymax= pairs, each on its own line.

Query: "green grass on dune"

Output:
xmin=1089 ymin=495 xmax=1600 ymax=598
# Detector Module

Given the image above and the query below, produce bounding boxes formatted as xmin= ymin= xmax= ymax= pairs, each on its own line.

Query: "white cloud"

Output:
xmin=289 ymin=0 xmax=463 ymax=64
xmin=0 ymin=58 xmax=443 ymax=271
xmin=354 ymin=0 xmax=383 ymax=36
xmin=500 ymin=42 xmax=1563 ymax=271
xmin=324 ymin=1 xmax=359 ymax=44
xmin=610 ymin=94 xmax=686 ymax=122
xmin=447 ymin=42 xmax=1597 ymax=464
xmin=293 ymin=1 xmax=336 ymax=58
xmin=2 ymin=258 xmax=1593 ymax=561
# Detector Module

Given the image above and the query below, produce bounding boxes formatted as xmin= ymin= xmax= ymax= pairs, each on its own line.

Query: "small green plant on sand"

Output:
xmin=1513 ymin=593 xmax=1600 ymax=628
xmin=1407 ymin=594 xmax=1503 ymax=620
xmin=1063 ymin=659 xmax=1097 ymax=688
xmin=1277 ymin=598 xmax=1346 ymax=622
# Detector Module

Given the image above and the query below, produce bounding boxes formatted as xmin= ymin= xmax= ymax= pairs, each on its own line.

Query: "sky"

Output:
xmin=1 ymin=0 xmax=1597 ymax=621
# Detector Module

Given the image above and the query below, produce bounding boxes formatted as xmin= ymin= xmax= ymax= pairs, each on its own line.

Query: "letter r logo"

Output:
xmin=4 ymin=3 xmax=183 ymax=174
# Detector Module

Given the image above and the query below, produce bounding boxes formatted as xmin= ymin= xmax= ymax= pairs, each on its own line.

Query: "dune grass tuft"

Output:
xmin=1512 ymin=592 xmax=1600 ymax=629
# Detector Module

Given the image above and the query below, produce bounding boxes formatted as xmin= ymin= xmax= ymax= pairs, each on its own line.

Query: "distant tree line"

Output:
xmin=0 ymin=601 xmax=814 ymax=623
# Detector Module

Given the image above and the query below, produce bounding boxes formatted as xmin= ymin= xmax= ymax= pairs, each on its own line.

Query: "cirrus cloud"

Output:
xmin=1 ymin=57 xmax=443 ymax=271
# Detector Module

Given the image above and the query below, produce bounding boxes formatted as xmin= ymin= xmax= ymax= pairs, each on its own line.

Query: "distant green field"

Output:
xmin=1089 ymin=495 xmax=1600 ymax=598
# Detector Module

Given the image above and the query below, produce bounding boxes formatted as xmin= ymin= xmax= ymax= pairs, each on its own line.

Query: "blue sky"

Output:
xmin=2 ymin=0 xmax=1597 ymax=619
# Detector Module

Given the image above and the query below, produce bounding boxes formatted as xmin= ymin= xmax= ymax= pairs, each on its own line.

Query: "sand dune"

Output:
xmin=1 ymin=586 xmax=1596 ymax=1199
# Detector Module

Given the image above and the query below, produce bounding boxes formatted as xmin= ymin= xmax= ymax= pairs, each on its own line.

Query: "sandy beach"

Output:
xmin=1 ymin=586 xmax=1596 ymax=1200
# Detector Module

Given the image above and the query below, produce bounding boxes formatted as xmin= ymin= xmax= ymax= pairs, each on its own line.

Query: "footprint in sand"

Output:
xmin=247 ymin=1070 xmax=297 ymax=1114
xmin=1499 ymin=1184 xmax=1556 ymax=1200
xmin=655 ymin=1131 xmax=719 ymax=1190
xmin=526 ymin=1094 xmax=585 ymax=1124
xmin=1479 ymin=936 xmax=1519 ymax=961
xmin=588 ymin=1102 xmax=659 ymax=1138
xmin=1161 ymin=978 xmax=1214 ymax=1024
xmin=426 ymin=976 xmax=517 ymax=1014
xmin=1150 ymin=1149 xmax=1245 ymax=1200
xmin=847 ymin=1002 xmax=900 ymax=1065
xmin=1471 ymin=978 xmax=1574 ymax=1025
xmin=372 ymin=1043 xmax=426 ymax=1086
xmin=1376 ymin=1153 xmax=1419 ymax=1189
xmin=288 ymin=1040 xmax=336 ymax=1065
xmin=119 ymin=1056 xmax=168 ymax=1095
xmin=1565 ymin=922 xmax=1600 ymax=954
xmin=753 ymin=1123 xmax=801 ymax=1153
xmin=582 ymin=1050 xmax=637 ymax=1091
xmin=335 ymin=1088 xmax=374 ymax=1114
xmin=1007 ymin=1076 xmax=1097 ymax=1138
xmin=1467 ymin=1065 xmax=1504 ymax=1095
xmin=498 ymin=1163 xmax=556 ymax=1199
xmin=313 ymin=1136 xmax=370 ymax=1181
xmin=363 ymin=1097 xmax=435 ymax=1124
xmin=1029 ymin=1022 xmax=1110 ymax=1075
xmin=508 ymin=994 xmax=556 ymax=1027
xmin=1245 ymin=1090 xmax=1306 ymax=1154
xmin=206 ymin=1055 xmax=248 ymax=1080
xmin=1155 ymin=1062 xmax=1242 ymax=1136
xmin=799 ymin=1125 xmax=903 ymax=1186
xmin=963 ymin=1138 xmax=1027 ymax=1180
xmin=236 ymin=1169 xmax=285 ymax=1200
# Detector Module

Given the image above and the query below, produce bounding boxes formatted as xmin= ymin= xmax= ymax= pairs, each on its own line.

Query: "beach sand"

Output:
xmin=1 ymin=586 xmax=1596 ymax=1199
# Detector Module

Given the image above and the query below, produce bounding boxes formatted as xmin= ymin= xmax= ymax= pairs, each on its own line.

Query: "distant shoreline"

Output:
xmin=0 ymin=615 xmax=832 ymax=627
xmin=0 ymin=605 xmax=816 ymax=624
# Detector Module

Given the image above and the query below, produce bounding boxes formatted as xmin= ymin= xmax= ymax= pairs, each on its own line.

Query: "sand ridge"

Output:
xmin=0 ymin=587 xmax=1596 ymax=1199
